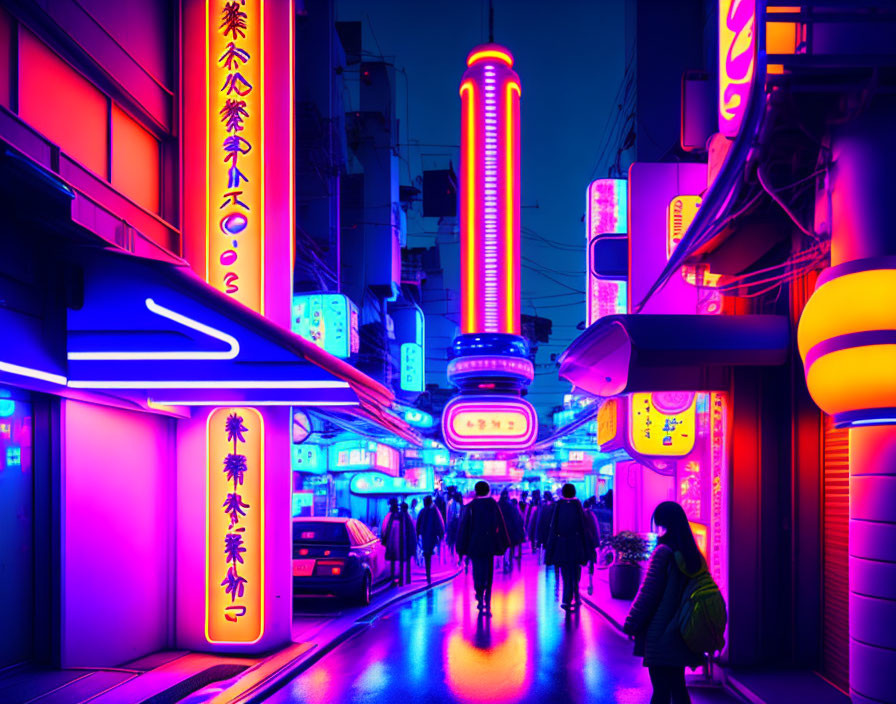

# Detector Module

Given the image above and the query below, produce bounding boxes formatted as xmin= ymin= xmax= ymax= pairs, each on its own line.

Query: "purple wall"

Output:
xmin=61 ymin=400 xmax=175 ymax=667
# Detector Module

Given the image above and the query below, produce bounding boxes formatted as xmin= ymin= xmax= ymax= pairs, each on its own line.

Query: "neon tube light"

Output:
xmin=68 ymin=298 xmax=240 ymax=361
xmin=152 ymin=400 xmax=358 ymax=407
xmin=459 ymin=45 xmax=522 ymax=335
xmin=466 ymin=48 xmax=513 ymax=68
xmin=69 ymin=380 xmax=351 ymax=389
xmin=0 ymin=361 xmax=67 ymax=385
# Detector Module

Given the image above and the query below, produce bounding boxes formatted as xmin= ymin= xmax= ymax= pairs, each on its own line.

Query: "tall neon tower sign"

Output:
xmin=444 ymin=43 xmax=537 ymax=453
xmin=460 ymin=45 xmax=521 ymax=335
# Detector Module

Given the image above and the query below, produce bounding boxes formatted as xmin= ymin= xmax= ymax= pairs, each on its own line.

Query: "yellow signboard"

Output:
xmin=628 ymin=392 xmax=696 ymax=457
xmin=206 ymin=407 xmax=264 ymax=643
xmin=597 ymin=398 xmax=619 ymax=447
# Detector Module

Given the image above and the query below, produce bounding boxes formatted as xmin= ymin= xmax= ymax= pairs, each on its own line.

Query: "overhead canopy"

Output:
xmin=558 ymin=314 xmax=790 ymax=397
xmin=65 ymin=248 xmax=420 ymax=444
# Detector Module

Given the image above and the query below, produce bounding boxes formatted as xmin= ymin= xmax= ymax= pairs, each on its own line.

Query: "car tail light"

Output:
xmin=298 ymin=548 xmax=309 ymax=556
xmin=314 ymin=559 xmax=345 ymax=576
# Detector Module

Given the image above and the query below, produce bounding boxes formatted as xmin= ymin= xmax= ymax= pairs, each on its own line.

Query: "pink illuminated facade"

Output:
xmin=460 ymin=45 xmax=521 ymax=336
xmin=585 ymin=178 xmax=628 ymax=326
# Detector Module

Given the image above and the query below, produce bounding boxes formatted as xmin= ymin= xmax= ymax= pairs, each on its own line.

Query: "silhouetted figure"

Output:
xmin=498 ymin=489 xmax=525 ymax=569
xmin=623 ymin=501 xmax=705 ymax=704
xmin=545 ymin=484 xmax=595 ymax=611
xmin=416 ymin=495 xmax=445 ymax=584
xmin=381 ymin=498 xmax=400 ymax=581
xmin=446 ymin=493 xmax=463 ymax=559
xmin=536 ymin=492 xmax=557 ymax=566
xmin=456 ymin=481 xmax=510 ymax=616
xmin=434 ymin=490 xmax=447 ymax=524
xmin=526 ymin=490 xmax=541 ymax=553
xmin=382 ymin=500 xmax=416 ymax=585
xmin=510 ymin=498 xmax=525 ymax=559
xmin=583 ymin=497 xmax=601 ymax=574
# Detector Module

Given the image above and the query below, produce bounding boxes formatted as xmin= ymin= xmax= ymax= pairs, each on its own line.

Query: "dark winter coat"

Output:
xmin=416 ymin=505 xmax=445 ymax=555
xmin=456 ymin=497 xmax=511 ymax=558
xmin=435 ymin=495 xmax=447 ymax=523
xmin=498 ymin=498 xmax=526 ymax=546
xmin=525 ymin=503 xmax=540 ymax=543
xmin=622 ymin=544 xmax=705 ymax=668
xmin=382 ymin=510 xmax=417 ymax=561
xmin=536 ymin=501 xmax=556 ymax=547
xmin=446 ymin=500 xmax=462 ymax=546
xmin=545 ymin=499 xmax=594 ymax=566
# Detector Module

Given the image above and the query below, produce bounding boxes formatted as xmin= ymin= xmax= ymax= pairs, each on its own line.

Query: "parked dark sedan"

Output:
xmin=292 ymin=517 xmax=387 ymax=605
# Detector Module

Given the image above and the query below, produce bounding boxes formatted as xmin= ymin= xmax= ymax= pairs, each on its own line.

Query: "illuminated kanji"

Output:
xmin=220 ymin=190 xmax=250 ymax=211
xmin=219 ymin=1 xmax=248 ymax=40
xmin=227 ymin=165 xmax=249 ymax=189
xmin=226 ymin=413 xmax=248 ymax=444
xmin=222 ymin=72 xmax=253 ymax=97
xmin=221 ymin=565 xmax=248 ymax=601
xmin=220 ymin=99 xmax=249 ymax=132
xmin=219 ymin=41 xmax=250 ymax=70
xmin=224 ymin=530 xmax=247 ymax=565
xmin=223 ymin=492 xmax=250 ymax=525
xmin=224 ymin=453 xmax=248 ymax=485
xmin=224 ymin=605 xmax=247 ymax=622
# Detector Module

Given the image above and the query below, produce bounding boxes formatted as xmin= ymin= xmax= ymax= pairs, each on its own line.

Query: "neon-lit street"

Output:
xmin=268 ymin=554 xmax=738 ymax=704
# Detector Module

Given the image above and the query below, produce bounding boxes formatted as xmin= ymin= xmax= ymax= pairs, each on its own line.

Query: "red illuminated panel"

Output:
xmin=0 ymin=8 xmax=11 ymax=109
xmin=442 ymin=395 xmax=538 ymax=451
xmin=19 ymin=29 xmax=108 ymax=177
xmin=206 ymin=407 xmax=264 ymax=644
xmin=111 ymin=104 xmax=160 ymax=213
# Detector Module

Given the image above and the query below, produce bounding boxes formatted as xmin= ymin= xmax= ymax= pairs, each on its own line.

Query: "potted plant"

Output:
xmin=607 ymin=531 xmax=650 ymax=600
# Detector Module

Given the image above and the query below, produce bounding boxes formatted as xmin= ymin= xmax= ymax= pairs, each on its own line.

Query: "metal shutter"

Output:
xmin=822 ymin=416 xmax=849 ymax=691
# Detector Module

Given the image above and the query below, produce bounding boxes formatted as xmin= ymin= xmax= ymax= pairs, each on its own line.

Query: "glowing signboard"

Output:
xmin=291 ymin=443 xmax=324 ymax=473
xmin=291 ymin=294 xmax=359 ymax=359
xmin=400 ymin=343 xmax=424 ymax=392
xmin=292 ymin=490 xmax=314 ymax=517
xmin=667 ymin=196 xmax=723 ymax=311
xmin=207 ymin=0 xmax=264 ymax=312
xmin=327 ymin=440 xmax=399 ymax=477
xmin=447 ymin=355 xmax=534 ymax=382
xmin=586 ymin=179 xmax=628 ymax=326
xmin=350 ymin=469 xmax=433 ymax=495
xmin=460 ymin=45 xmax=521 ymax=335
xmin=442 ymin=395 xmax=538 ymax=451
xmin=628 ymin=392 xmax=696 ymax=457
xmin=719 ymin=0 xmax=756 ymax=138
xmin=403 ymin=409 xmax=434 ymax=428
xmin=206 ymin=407 xmax=263 ymax=643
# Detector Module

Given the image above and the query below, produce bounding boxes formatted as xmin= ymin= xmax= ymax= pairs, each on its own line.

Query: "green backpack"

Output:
xmin=676 ymin=568 xmax=728 ymax=655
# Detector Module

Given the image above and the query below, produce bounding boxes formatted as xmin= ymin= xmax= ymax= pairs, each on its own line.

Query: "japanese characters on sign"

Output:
xmin=718 ymin=0 xmax=756 ymax=138
xmin=208 ymin=0 xmax=264 ymax=312
xmin=207 ymin=407 xmax=264 ymax=643
xmin=628 ymin=392 xmax=697 ymax=457
xmin=709 ymin=392 xmax=727 ymax=590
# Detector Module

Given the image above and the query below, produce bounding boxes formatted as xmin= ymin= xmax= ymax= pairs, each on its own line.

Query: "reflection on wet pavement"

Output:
xmin=267 ymin=554 xmax=739 ymax=703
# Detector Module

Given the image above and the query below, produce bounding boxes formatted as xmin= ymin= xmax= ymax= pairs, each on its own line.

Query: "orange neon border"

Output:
xmin=205 ymin=0 xmax=266 ymax=315
xmin=467 ymin=48 xmax=513 ymax=68
xmin=205 ymin=406 xmax=266 ymax=645
xmin=504 ymin=81 xmax=521 ymax=334
xmin=460 ymin=79 xmax=476 ymax=333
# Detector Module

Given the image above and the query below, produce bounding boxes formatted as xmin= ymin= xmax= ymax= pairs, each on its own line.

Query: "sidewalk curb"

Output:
xmin=580 ymin=593 xmax=628 ymax=635
xmin=227 ymin=566 xmax=464 ymax=704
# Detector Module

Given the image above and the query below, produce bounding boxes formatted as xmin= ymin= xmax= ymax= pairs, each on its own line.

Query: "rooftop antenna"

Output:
xmin=488 ymin=0 xmax=494 ymax=43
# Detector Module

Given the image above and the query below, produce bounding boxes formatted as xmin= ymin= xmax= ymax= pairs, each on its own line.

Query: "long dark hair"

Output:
xmin=652 ymin=501 xmax=702 ymax=573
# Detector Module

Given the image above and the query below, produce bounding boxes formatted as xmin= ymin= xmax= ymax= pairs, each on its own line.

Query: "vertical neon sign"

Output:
xmin=585 ymin=179 xmax=628 ymax=326
xmin=719 ymin=0 xmax=756 ymax=138
xmin=460 ymin=46 xmax=521 ymax=335
xmin=207 ymin=0 xmax=264 ymax=313
xmin=206 ymin=407 xmax=264 ymax=643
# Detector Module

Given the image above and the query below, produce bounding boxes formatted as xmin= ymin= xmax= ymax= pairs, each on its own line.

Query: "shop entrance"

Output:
xmin=0 ymin=385 xmax=34 ymax=667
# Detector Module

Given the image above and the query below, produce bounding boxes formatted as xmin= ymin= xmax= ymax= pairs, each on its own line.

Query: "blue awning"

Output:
xmin=558 ymin=314 xmax=790 ymax=397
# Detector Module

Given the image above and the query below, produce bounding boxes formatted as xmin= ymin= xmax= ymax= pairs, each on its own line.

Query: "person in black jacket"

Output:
xmin=416 ymin=495 xmax=445 ymax=584
xmin=622 ymin=501 xmax=705 ymax=704
xmin=536 ymin=492 xmax=557 ymax=567
xmin=545 ymin=484 xmax=594 ymax=611
xmin=498 ymin=489 xmax=525 ymax=569
xmin=456 ymin=481 xmax=510 ymax=615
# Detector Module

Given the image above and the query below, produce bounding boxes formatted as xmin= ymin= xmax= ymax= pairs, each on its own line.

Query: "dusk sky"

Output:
xmin=337 ymin=0 xmax=627 ymax=419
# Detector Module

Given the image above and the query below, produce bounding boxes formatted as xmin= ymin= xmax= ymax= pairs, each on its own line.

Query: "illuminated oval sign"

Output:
xmin=442 ymin=395 xmax=538 ymax=451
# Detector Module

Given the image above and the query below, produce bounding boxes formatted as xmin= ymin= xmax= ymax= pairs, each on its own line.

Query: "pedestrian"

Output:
xmin=456 ymin=480 xmax=510 ymax=616
xmin=434 ymin=490 xmax=447 ymax=524
xmin=544 ymin=484 xmax=595 ymax=611
xmin=380 ymin=498 xmax=400 ymax=581
xmin=382 ymin=500 xmax=416 ymax=585
xmin=622 ymin=501 xmax=706 ymax=704
xmin=498 ymin=489 xmax=525 ymax=569
xmin=446 ymin=492 xmax=463 ymax=559
xmin=525 ymin=490 xmax=541 ymax=552
xmin=410 ymin=497 xmax=420 ymax=520
xmin=582 ymin=497 xmax=600 ymax=574
xmin=416 ymin=495 xmax=445 ymax=584
xmin=510 ymin=498 xmax=525 ymax=560
xmin=536 ymin=492 xmax=557 ymax=564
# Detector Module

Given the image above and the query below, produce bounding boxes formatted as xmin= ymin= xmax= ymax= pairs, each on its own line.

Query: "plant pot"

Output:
xmin=609 ymin=561 xmax=642 ymax=600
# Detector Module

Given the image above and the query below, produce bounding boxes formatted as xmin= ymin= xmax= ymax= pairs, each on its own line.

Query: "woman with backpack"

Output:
xmin=622 ymin=501 xmax=708 ymax=704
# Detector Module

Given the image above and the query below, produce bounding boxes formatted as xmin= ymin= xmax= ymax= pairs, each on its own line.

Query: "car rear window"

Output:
xmin=292 ymin=521 xmax=350 ymax=544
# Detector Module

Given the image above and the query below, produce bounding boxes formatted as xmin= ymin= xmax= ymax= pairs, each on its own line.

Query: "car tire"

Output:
xmin=358 ymin=571 xmax=372 ymax=606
